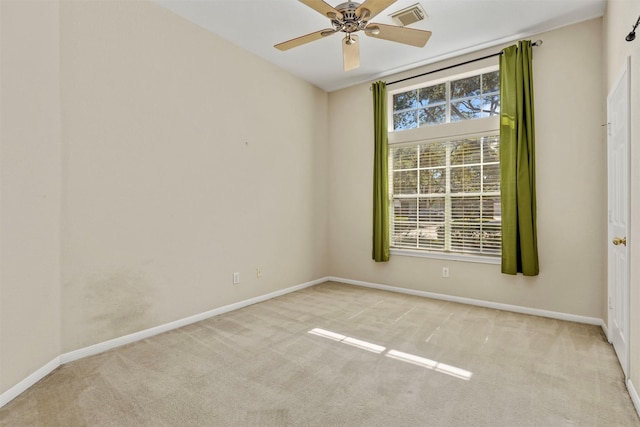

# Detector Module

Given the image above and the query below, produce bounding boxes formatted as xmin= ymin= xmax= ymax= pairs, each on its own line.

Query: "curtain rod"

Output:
xmin=385 ymin=40 xmax=543 ymax=87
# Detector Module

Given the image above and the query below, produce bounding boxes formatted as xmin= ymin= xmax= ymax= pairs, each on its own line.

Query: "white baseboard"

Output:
xmin=328 ymin=276 xmax=603 ymax=326
xmin=0 ymin=356 xmax=60 ymax=408
xmin=628 ymin=379 xmax=640 ymax=419
xmin=600 ymin=319 xmax=610 ymax=342
xmin=61 ymin=277 xmax=327 ymax=364
xmin=0 ymin=277 xmax=327 ymax=409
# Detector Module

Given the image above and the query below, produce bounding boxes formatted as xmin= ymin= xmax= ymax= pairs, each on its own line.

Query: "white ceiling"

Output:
xmin=153 ymin=0 xmax=606 ymax=92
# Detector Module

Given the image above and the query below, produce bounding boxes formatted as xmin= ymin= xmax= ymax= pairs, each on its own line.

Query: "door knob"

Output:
xmin=612 ymin=237 xmax=627 ymax=246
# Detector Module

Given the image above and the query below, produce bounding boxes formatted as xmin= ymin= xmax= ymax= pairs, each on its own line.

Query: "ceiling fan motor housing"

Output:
xmin=333 ymin=2 xmax=367 ymax=33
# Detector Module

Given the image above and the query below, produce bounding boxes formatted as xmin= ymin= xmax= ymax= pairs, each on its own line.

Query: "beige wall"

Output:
xmin=604 ymin=0 xmax=640 ymax=398
xmin=0 ymin=1 xmax=62 ymax=391
xmin=328 ymin=18 xmax=606 ymax=318
xmin=59 ymin=0 xmax=329 ymax=352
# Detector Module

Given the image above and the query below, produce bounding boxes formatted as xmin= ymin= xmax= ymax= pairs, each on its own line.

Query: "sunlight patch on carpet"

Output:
xmin=308 ymin=327 xmax=473 ymax=380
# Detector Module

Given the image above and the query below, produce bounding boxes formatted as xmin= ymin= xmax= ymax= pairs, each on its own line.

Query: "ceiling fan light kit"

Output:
xmin=275 ymin=0 xmax=432 ymax=71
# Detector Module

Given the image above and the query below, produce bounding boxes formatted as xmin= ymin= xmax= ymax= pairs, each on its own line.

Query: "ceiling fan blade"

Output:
xmin=275 ymin=29 xmax=336 ymax=51
xmin=299 ymin=0 xmax=343 ymax=20
xmin=356 ymin=0 xmax=397 ymax=20
xmin=365 ymin=23 xmax=431 ymax=47
xmin=342 ymin=35 xmax=360 ymax=71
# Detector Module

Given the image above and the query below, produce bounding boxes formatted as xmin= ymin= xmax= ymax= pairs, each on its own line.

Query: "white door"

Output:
xmin=607 ymin=57 xmax=630 ymax=378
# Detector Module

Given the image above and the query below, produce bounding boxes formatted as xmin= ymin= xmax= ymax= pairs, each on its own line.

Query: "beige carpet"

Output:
xmin=1 ymin=282 xmax=638 ymax=426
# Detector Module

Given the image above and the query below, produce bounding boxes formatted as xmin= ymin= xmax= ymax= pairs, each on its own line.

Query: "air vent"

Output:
xmin=390 ymin=3 xmax=427 ymax=27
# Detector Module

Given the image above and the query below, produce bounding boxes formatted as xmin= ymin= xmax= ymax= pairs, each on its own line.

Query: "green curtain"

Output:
xmin=499 ymin=40 xmax=539 ymax=276
xmin=372 ymin=81 xmax=390 ymax=262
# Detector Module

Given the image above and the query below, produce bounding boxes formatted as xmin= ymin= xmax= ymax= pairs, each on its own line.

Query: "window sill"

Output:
xmin=390 ymin=248 xmax=501 ymax=265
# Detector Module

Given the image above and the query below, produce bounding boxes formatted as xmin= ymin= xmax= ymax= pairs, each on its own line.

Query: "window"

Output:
xmin=392 ymin=70 xmax=500 ymax=131
xmin=389 ymin=68 xmax=501 ymax=259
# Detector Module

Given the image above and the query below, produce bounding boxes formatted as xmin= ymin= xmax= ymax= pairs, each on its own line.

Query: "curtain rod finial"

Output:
xmin=532 ymin=40 xmax=543 ymax=46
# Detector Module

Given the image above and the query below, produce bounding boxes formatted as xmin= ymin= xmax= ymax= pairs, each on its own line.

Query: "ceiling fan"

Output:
xmin=275 ymin=0 xmax=432 ymax=71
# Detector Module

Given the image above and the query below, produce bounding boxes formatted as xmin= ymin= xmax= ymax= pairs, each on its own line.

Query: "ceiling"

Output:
xmin=153 ymin=0 xmax=606 ymax=92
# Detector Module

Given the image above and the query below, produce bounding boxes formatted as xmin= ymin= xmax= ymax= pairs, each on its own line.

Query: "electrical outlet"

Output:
xmin=442 ymin=267 xmax=449 ymax=278
xmin=233 ymin=272 xmax=240 ymax=284
xmin=256 ymin=267 xmax=262 ymax=278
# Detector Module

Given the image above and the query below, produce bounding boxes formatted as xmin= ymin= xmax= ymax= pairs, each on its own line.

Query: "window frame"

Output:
xmin=387 ymin=65 xmax=501 ymax=264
